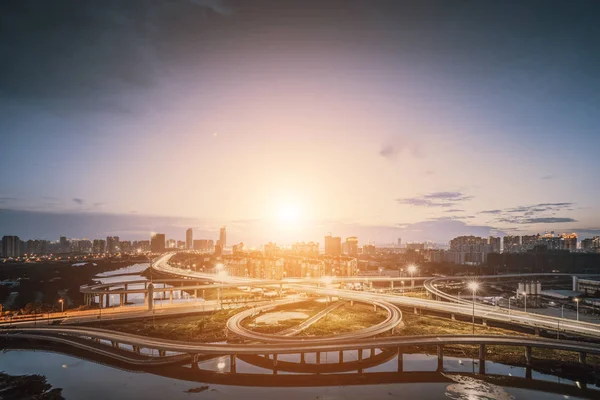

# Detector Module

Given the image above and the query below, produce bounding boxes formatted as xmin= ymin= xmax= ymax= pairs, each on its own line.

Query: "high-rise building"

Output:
xmin=397 ymin=238 xmax=402 ymax=248
xmin=106 ymin=236 xmax=120 ymax=253
xmin=233 ymin=242 xmax=245 ymax=255
xmin=151 ymin=233 xmax=166 ymax=253
xmin=2 ymin=236 xmax=21 ymax=258
xmin=186 ymin=228 xmax=193 ymax=249
xmin=406 ymin=242 xmax=425 ymax=250
xmin=521 ymin=235 xmax=539 ymax=251
xmin=59 ymin=236 xmax=69 ymax=253
xmin=219 ymin=226 xmax=227 ymax=249
xmin=78 ymin=239 xmax=93 ymax=253
xmin=503 ymin=236 xmax=521 ymax=253
xmin=166 ymin=239 xmax=176 ymax=248
xmin=324 ymin=234 xmax=341 ymax=256
xmin=344 ymin=237 xmax=359 ymax=256
xmin=291 ymin=242 xmax=319 ymax=258
xmin=488 ymin=236 xmax=501 ymax=253
xmin=582 ymin=237 xmax=600 ymax=252
xmin=362 ymin=244 xmax=376 ymax=256
xmin=561 ymin=233 xmax=578 ymax=252
xmin=93 ymin=239 xmax=106 ymax=253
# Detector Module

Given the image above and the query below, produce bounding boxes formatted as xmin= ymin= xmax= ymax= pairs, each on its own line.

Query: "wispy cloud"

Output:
xmin=482 ymin=202 xmax=575 ymax=224
xmin=397 ymin=191 xmax=473 ymax=208
xmin=72 ymin=198 xmax=84 ymax=205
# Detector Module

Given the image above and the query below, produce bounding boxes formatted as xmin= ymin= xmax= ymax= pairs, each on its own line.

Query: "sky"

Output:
xmin=1 ymin=0 xmax=600 ymax=246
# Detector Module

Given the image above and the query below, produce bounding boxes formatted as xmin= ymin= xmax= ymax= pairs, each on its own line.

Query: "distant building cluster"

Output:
xmin=502 ymin=232 xmax=582 ymax=253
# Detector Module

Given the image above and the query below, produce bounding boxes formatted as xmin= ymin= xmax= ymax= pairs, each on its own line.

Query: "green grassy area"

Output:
xmin=396 ymin=312 xmax=600 ymax=370
xmin=94 ymin=308 xmax=246 ymax=342
xmin=300 ymin=303 xmax=388 ymax=336
xmin=241 ymin=300 xmax=330 ymax=334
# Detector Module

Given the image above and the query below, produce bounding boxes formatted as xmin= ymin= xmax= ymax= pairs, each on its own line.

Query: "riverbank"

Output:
xmin=0 ymin=372 xmax=63 ymax=399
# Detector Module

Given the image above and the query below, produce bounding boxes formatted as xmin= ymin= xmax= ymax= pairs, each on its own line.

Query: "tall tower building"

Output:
xmin=106 ymin=236 xmax=120 ymax=253
xmin=151 ymin=233 xmax=166 ymax=253
xmin=324 ymin=234 xmax=342 ymax=256
xmin=345 ymin=237 xmax=359 ymax=256
xmin=219 ymin=226 xmax=227 ymax=249
xmin=186 ymin=228 xmax=193 ymax=249
xmin=2 ymin=236 xmax=21 ymax=258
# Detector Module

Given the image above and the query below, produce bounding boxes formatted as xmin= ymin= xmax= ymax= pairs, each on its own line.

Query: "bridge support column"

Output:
xmin=525 ymin=346 xmax=532 ymax=366
xmin=451 ymin=313 xmax=455 ymax=320
xmin=437 ymin=346 xmax=444 ymax=371
xmin=147 ymin=283 xmax=154 ymax=311
xmin=169 ymin=290 xmax=173 ymax=304
xmin=397 ymin=348 xmax=403 ymax=372
xmin=300 ymin=353 xmax=305 ymax=363
xmin=316 ymin=352 xmax=321 ymax=364
xmin=124 ymin=284 xmax=128 ymax=303
xmin=191 ymin=354 xmax=199 ymax=370
xmin=526 ymin=367 xmax=532 ymax=380
xmin=479 ymin=344 xmax=486 ymax=374
xmin=358 ymin=349 xmax=363 ymax=363
xmin=374 ymin=304 xmax=377 ymax=312
xmin=414 ymin=307 xmax=418 ymax=315
xmin=579 ymin=351 xmax=587 ymax=365
xmin=534 ymin=327 xmax=540 ymax=336
xmin=482 ymin=319 xmax=487 ymax=327
xmin=350 ymin=300 xmax=353 ymax=307
xmin=99 ymin=294 xmax=104 ymax=309
xmin=194 ymin=289 xmax=198 ymax=302
xmin=339 ymin=350 xmax=344 ymax=363
xmin=111 ymin=341 xmax=118 ymax=348
xmin=105 ymin=291 xmax=109 ymax=308
xmin=119 ymin=294 xmax=124 ymax=307
xmin=159 ymin=350 xmax=166 ymax=357
xmin=133 ymin=346 xmax=140 ymax=354
xmin=272 ymin=354 xmax=278 ymax=367
xmin=390 ymin=281 xmax=394 ymax=290
xmin=230 ymin=355 xmax=236 ymax=373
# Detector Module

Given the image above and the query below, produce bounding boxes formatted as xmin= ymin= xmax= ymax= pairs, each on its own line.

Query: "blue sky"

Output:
xmin=1 ymin=0 xmax=600 ymax=245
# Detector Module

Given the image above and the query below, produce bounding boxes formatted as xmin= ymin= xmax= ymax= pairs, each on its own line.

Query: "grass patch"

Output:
xmin=241 ymin=300 xmax=330 ymax=334
xmin=300 ymin=303 xmax=388 ymax=336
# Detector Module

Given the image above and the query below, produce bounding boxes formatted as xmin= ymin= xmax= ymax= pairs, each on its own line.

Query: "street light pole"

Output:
xmin=523 ymin=292 xmax=527 ymax=313
xmin=561 ymin=304 xmax=565 ymax=319
xmin=468 ymin=282 xmax=479 ymax=335
xmin=575 ymin=298 xmax=580 ymax=321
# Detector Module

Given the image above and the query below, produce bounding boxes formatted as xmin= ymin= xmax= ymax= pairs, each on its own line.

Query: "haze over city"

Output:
xmin=2 ymin=0 xmax=600 ymax=246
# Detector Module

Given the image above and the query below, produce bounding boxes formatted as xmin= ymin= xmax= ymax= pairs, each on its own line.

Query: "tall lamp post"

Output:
xmin=58 ymin=299 xmax=64 ymax=313
xmin=468 ymin=282 xmax=479 ymax=335
xmin=574 ymin=298 xmax=580 ymax=321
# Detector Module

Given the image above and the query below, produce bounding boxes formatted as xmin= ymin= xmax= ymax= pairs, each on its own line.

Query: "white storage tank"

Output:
xmin=518 ymin=282 xmax=525 ymax=295
xmin=536 ymin=281 xmax=542 ymax=296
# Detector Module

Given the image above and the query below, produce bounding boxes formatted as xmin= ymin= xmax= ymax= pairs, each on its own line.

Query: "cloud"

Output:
xmin=0 ymin=0 xmax=232 ymax=113
xmin=445 ymin=209 xmax=465 ymax=213
xmin=379 ymin=139 xmax=423 ymax=161
xmin=393 ymin=218 xmax=509 ymax=242
xmin=483 ymin=202 xmax=576 ymax=225
xmin=72 ymin=198 xmax=84 ymax=205
xmin=541 ymin=175 xmax=555 ymax=180
xmin=397 ymin=191 xmax=473 ymax=208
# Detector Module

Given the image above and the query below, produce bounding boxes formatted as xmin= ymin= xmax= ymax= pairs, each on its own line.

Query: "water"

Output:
xmin=0 ymin=350 xmax=594 ymax=399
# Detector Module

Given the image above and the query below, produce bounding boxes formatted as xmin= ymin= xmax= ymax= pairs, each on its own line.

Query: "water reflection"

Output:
xmin=0 ymin=350 xmax=592 ymax=400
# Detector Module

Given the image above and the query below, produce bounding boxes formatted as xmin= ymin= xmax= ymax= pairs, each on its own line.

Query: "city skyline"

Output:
xmin=2 ymin=1 xmax=600 ymax=245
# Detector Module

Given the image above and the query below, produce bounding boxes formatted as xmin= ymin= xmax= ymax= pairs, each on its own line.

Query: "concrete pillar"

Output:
xmin=194 ymin=289 xmax=198 ymax=302
xmin=99 ymin=294 xmax=104 ymax=309
xmin=525 ymin=346 xmax=532 ymax=366
xmin=350 ymin=300 xmax=354 ymax=306
xmin=534 ymin=327 xmax=540 ymax=336
xmin=482 ymin=319 xmax=487 ymax=327
xmin=316 ymin=352 xmax=321 ymax=364
xmin=525 ymin=366 xmax=532 ymax=379
xmin=111 ymin=341 xmax=118 ymax=348
xmin=169 ymin=290 xmax=173 ymax=304
xmin=369 ymin=348 xmax=374 ymax=357
xmin=437 ymin=346 xmax=444 ymax=371
xmin=273 ymin=354 xmax=278 ymax=367
xmin=119 ymin=294 xmax=124 ymax=307
xmin=479 ymin=344 xmax=486 ymax=374
xmin=374 ymin=304 xmax=377 ymax=312
xmin=300 ymin=353 xmax=305 ymax=363
xmin=159 ymin=350 xmax=166 ymax=357
xmin=579 ymin=351 xmax=587 ymax=365
xmin=147 ymin=283 xmax=155 ymax=311
xmin=391 ymin=281 xmax=394 ymax=290
xmin=133 ymin=346 xmax=140 ymax=354
xmin=105 ymin=291 xmax=110 ymax=308
xmin=414 ymin=307 xmax=418 ymax=315
xmin=124 ymin=284 xmax=128 ymax=303
xmin=397 ymin=348 xmax=403 ymax=372
xmin=451 ymin=313 xmax=455 ymax=320
xmin=339 ymin=350 xmax=344 ymax=363
xmin=230 ymin=355 xmax=236 ymax=373
xmin=358 ymin=349 xmax=363 ymax=363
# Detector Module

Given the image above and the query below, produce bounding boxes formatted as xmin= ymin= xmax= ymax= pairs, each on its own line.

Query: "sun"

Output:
xmin=277 ymin=203 xmax=301 ymax=225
